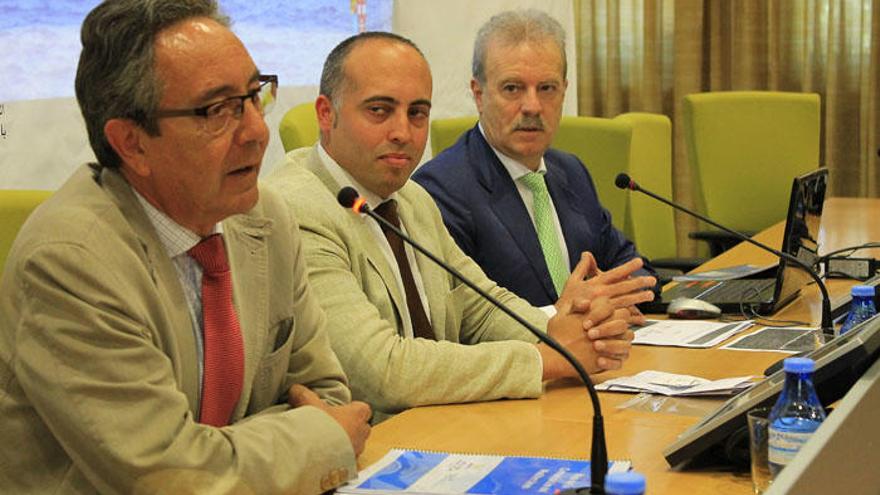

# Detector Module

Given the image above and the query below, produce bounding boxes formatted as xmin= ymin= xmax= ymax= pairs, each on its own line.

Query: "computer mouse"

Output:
xmin=666 ymin=298 xmax=723 ymax=319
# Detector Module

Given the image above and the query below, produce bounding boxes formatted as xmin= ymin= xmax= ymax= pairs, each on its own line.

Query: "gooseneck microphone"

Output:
xmin=614 ymin=173 xmax=833 ymax=337
xmin=337 ymin=186 xmax=609 ymax=494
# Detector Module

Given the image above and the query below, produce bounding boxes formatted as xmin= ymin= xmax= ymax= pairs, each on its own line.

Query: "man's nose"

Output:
xmin=520 ymin=87 xmax=542 ymax=115
xmin=387 ymin=111 xmax=413 ymax=144
xmin=235 ymin=97 xmax=269 ymax=145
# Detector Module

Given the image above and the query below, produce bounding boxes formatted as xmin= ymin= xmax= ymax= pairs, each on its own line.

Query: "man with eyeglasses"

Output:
xmin=0 ymin=1 xmax=369 ymax=494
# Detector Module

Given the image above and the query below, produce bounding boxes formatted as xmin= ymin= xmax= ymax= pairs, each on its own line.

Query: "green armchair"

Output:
xmin=1 ymin=190 xmax=53 ymax=274
xmin=278 ymin=102 xmax=319 ymax=152
xmin=682 ymin=91 xmax=821 ymax=256
xmin=428 ymin=113 xmax=700 ymax=278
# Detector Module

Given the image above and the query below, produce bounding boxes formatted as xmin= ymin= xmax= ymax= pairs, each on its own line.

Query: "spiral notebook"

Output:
xmin=336 ymin=448 xmax=631 ymax=495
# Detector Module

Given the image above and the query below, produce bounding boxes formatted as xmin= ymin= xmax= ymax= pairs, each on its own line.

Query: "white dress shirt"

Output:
xmin=478 ymin=122 xmax=572 ymax=274
xmin=134 ymin=191 xmax=223 ymax=397
xmin=317 ymin=143 xmax=432 ymax=339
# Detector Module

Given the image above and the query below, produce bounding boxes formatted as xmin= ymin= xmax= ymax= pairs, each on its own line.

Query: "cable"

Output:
xmin=737 ymin=286 xmax=812 ymax=327
xmin=817 ymin=242 xmax=880 ymax=263
xmin=824 ymin=271 xmax=866 ymax=281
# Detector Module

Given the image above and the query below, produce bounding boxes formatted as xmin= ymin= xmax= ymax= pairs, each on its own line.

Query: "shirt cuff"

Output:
xmin=539 ymin=304 xmax=557 ymax=318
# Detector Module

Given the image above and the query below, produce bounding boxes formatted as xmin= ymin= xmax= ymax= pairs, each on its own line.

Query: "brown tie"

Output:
xmin=374 ymin=200 xmax=435 ymax=340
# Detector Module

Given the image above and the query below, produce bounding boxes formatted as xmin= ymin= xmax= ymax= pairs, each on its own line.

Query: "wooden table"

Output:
xmin=356 ymin=197 xmax=880 ymax=494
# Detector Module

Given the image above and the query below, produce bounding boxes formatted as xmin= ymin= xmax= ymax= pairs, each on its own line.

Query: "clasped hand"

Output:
xmin=539 ymin=253 xmax=656 ymax=380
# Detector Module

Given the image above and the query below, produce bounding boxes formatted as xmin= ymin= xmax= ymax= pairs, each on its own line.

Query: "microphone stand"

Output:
xmin=337 ymin=187 xmax=608 ymax=494
xmin=615 ymin=174 xmax=834 ymax=338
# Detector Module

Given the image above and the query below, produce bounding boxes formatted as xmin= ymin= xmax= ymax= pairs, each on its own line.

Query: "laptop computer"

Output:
xmin=644 ymin=168 xmax=829 ymax=315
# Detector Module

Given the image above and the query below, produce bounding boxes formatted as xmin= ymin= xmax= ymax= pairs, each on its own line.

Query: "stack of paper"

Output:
xmin=633 ymin=320 xmax=754 ymax=348
xmin=596 ymin=370 xmax=756 ymax=396
xmin=337 ymin=449 xmax=631 ymax=495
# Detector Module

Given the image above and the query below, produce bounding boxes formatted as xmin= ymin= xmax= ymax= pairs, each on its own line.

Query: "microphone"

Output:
xmin=337 ymin=186 xmax=609 ymax=494
xmin=615 ymin=173 xmax=833 ymax=338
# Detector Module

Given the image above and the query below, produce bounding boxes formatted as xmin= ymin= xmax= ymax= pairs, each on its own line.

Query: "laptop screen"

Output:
xmin=769 ymin=168 xmax=829 ymax=311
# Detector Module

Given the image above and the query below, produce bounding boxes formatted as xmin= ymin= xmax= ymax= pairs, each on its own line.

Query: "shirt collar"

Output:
xmin=478 ymin=121 xmax=548 ymax=181
xmin=133 ymin=190 xmax=222 ymax=258
xmin=316 ymin=142 xmax=399 ymax=209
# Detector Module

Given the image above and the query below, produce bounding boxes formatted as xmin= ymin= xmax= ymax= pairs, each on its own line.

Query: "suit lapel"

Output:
xmin=468 ymin=128 xmax=558 ymax=302
xmin=223 ymin=211 xmax=272 ymax=420
xmin=303 ymin=149 xmax=408 ymax=335
xmin=100 ymin=168 xmax=202 ymax=415
xmin=544 ymin=158 xmax=591 ymax=269
xmin=395 ymin=187 xmax=447 ymax=340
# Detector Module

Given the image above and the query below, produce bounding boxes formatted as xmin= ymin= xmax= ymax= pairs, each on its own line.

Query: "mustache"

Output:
xmin=513 ymin=116 xmax=545 ymax=131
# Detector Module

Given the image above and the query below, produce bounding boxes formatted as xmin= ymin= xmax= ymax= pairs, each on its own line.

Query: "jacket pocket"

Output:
xmin=250 ymin=318 xmax=294 ymax=410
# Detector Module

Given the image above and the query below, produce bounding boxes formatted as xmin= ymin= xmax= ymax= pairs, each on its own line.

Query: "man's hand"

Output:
xmin=538 ymin=296 xmax=632 ymax=380
xmin=587 ymin=307 xmax=635 ymax=364
xmin=288 ymin=384 xmax=371 ymax=456
xmin=556 ymin=253 xmax=656 ymax=325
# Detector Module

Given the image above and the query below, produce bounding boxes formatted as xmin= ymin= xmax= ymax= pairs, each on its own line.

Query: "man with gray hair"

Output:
xmin=0 ymin=1 xmax=369 ymax=493
xmin=414 ymin=9 xmax=659 ymax=309
xmin=268 ymin=31 xmax=655 ymax=423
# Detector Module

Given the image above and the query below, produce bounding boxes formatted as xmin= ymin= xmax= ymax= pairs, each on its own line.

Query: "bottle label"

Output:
xmin=768 ymin=427 xmax=813 ymax=465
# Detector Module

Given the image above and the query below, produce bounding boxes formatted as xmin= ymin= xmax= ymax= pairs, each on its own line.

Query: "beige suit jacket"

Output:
xmin=0 ymin=165 xmax=355 ymax=494
xmin=267 ymin=147 xmax=548 ymax=421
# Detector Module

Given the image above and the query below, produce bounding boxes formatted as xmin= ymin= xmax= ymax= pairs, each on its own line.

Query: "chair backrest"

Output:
xmin=613 ymin=113 xmax=677 ymax=260
xmin=1 ymin=190 xmax=53 ymax=274
xmin=278 ymin=102 xmax=319 ymax=153
xmin=430 ymin=116 xmax=479 ymax=157
xmin=683 ymin=91 xmax=821 ymax=233
xmin=428 ymin=113 xmax=677 ymax=259
xmin=552 ymin=116 xmax=632 ymax=233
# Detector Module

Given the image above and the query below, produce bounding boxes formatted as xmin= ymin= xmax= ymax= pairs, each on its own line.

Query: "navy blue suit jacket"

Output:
xmin=413 ymin=124 xmax=657 ymax=307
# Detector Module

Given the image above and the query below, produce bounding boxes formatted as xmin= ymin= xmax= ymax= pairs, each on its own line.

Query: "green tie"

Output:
xmin=520 ymin=172 xmax=568 ymax=295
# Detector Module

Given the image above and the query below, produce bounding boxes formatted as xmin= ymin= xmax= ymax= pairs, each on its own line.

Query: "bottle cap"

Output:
xmin=783 ymin=357 xmax=815 ymax=373
xmin=604 ymin=471 xmax=646 ymax=494
xmin=852 ymin=285 xmax=876 ymax=297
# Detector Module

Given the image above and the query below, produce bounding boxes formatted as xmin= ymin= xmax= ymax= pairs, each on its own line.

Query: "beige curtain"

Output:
xmin=574 ymin=0 xmax=880 ymax=256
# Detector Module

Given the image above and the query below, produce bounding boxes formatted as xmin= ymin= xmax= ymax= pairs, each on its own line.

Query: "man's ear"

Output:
xmin=315 ymin=95 xmax=336 ymax=135
xmin=470 ymin=78 xmax=484 ymax=114
xmin=104 ymin=118 xmax=150 ymax=177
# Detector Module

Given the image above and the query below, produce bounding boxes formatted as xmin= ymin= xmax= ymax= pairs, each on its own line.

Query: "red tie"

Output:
xmin=188 ymin=234 xmax=244 ymax=427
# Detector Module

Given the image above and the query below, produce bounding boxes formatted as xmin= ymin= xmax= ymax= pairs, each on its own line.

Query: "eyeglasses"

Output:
xmin=154 ymin=74 xmax=278 ymax=135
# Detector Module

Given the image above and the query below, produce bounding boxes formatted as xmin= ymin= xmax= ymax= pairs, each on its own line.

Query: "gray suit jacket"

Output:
xmin=0 ymin=165 xmax=355 ymax=494
xmin=267 ymin=147 xmax=549 ymax=421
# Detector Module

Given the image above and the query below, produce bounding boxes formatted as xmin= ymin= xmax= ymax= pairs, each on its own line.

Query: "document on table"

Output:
xmin=632 ymin=319 xmax=754 ymax=348
xmin=596 ymin=370 xmax=756 ymax=396
xmin=720 ymin=326 xmax=821 ymax=353
xmin=336 ymin=449 xmax=631 ymax=495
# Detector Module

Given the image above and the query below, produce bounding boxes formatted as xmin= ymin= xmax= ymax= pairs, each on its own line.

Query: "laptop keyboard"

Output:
xmin=666 ymin=279 xmax=776 ymax=303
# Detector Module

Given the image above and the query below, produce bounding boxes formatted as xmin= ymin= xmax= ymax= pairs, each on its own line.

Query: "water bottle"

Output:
xmin=838 ymin=285 xmax=877 ymax=336
xmin=604 ymin=471 xmax=646 ymax=495
xmin=767 ymin=357 xmax=826 ymax=477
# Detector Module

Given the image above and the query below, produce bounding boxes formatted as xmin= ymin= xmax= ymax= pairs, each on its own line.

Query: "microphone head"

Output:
xmin=615 ymin=173 xmax=634 ymax=190
xmin=337 ymin=187 xmax=360 ymax=208
xmin=337 ymin=186 xmax=369 ymax=213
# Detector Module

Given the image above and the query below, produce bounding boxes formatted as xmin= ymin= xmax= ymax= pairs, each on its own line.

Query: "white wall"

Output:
xmin=393 ymin=0 xmax=577 ymax=123
xmin=0 ymin=97 xmax=90 ymax=190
